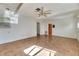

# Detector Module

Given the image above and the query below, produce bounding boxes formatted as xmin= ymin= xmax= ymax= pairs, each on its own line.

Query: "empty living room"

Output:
xmin=0 ymin=3 xmax=79 ymax=56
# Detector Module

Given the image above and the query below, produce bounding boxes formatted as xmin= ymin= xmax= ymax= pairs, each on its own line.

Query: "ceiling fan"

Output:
xmin=35 ymin=7 xmax=52 ymax=17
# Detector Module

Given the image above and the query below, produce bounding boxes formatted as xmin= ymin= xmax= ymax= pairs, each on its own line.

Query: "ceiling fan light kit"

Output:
xmin=36 ymin=8 xmax=41 ymax=12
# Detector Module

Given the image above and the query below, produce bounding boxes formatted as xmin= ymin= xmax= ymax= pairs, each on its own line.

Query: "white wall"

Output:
xmin=0 ymin=16 xmax=34 ymax=44
xmin=76 ymin=17 xmax=79 ymax=41
xmin=0 ymin=14 xmax=77 ymax=44
xmin=43 ymin=16 xmax=77 ymax=39
xmin=0 ymin=15 xmax=45 ymax=44
xmin=0 ymin=4 xmax=46 ymax=44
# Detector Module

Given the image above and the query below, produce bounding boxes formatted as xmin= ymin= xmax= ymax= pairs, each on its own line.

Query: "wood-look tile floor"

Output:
xmin=0 ymin=35 xmax=79 ymax=56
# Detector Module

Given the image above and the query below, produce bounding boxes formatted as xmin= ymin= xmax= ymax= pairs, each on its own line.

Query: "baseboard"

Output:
xmin=77 ymin=39 xmax=79 ymax=42
xmin=0 ymin=34 xmax=77 ymax=44
xmin=40 ymin=34 xmax=77 ymax=39
xmin=52 ymin=35 xmax=77 ymax=40
xmin=0 ymin=35 xmax=37 ymax=44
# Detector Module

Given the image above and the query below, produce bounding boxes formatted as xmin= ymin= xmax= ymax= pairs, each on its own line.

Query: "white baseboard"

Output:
xmin=0 ymin=35 xmax=37 ymax=44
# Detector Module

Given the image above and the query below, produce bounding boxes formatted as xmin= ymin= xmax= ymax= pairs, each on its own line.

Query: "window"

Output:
xmin=77 ymin=23 xmax=79 ymax=28
xmin=4 ymin=9 xmax=18 ymax=24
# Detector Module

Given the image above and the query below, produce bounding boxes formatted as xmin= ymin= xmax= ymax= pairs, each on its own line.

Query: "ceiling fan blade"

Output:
xmin=44 ymin=12 xmax=51 ymax=14
xmin=41 ymin=7 xmax=44 ymax=15
xmin=45 ymin=10 xmax=52 ymax=13
xmin=43 ymin=14 xmax=47 ymax=17
xmin=45 ymin=10 xmax=52 ymax=12
xmin=44 ymin=11 xmax=51 ymax=14
xmin=14 ymin=3 xmax=23 ymax=14
xmin=38 ymin=14 xmax=41 ymax=17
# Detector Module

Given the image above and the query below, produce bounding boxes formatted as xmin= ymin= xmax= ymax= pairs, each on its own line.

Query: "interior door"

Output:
xmin=48 ymin=24 xmax=52 ymax=36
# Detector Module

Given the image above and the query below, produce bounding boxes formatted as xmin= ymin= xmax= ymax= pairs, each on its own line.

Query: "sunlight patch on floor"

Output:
xmin=24 ymin=45 xmax=56 ymax=56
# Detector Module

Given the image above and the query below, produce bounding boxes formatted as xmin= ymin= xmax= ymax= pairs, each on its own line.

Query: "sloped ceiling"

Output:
xmin=19 ymin=3 xmax=79 ymax=19
xmin=0 ymin=3 xmax=19 ymax=10
xmin=0 ymin=3 xmax=79 ymax=20
xmin=0 ymin=3 xmax=19 ymax=16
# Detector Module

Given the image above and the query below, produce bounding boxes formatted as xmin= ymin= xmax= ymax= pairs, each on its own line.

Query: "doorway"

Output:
xmin=37 ymin=22 xmax=40 ymax=36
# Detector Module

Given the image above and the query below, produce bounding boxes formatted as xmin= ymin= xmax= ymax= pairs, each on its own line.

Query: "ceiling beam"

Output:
xmin=14 ymin=3 xmax=23 ymax=14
